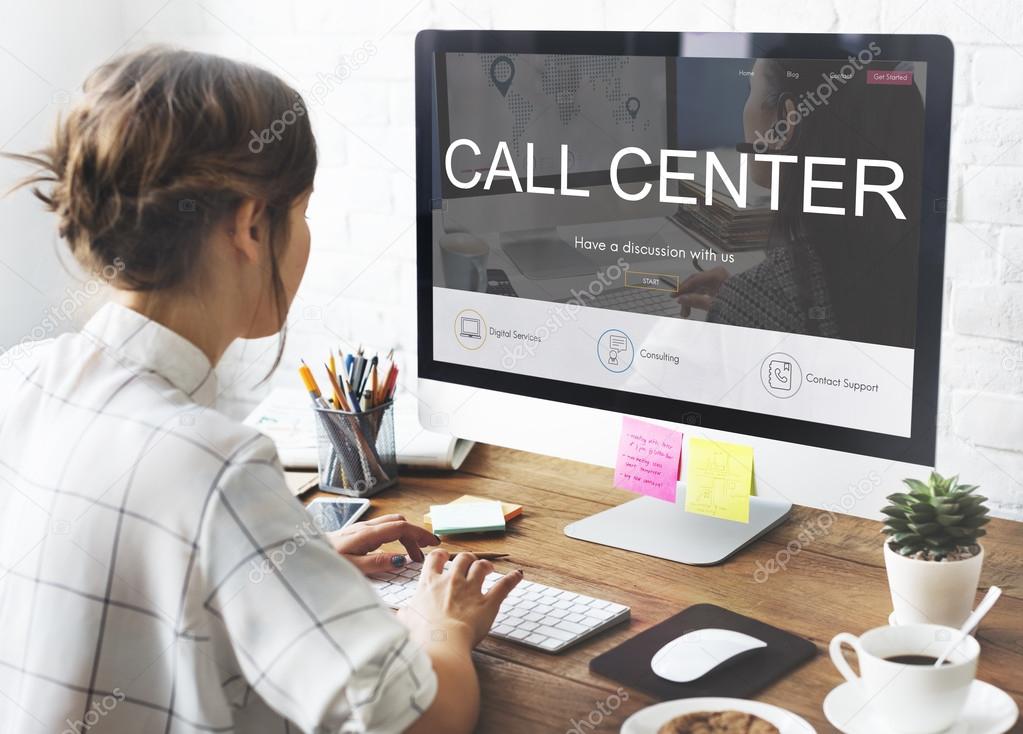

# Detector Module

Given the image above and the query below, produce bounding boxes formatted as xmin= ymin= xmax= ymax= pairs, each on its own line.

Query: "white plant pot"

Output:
xmin=883 ymin=542 xmax=984 ymax=627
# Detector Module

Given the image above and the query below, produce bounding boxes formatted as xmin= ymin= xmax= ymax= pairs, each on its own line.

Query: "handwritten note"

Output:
xmin=614 ymin=417 xmax=683 ymax=502
xmin=685 ymin=437 xmax=754 ymax=523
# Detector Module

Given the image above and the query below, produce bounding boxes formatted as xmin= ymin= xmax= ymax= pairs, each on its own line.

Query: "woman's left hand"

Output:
xmin=326 ymin=513 xmax=441 ymax=576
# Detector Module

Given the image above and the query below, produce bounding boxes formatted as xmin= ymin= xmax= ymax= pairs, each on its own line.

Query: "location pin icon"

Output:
xmin=625 ymin=96 xmax=640 ymax=119
xmin=490 ymin=55 xmax=515 ymax=97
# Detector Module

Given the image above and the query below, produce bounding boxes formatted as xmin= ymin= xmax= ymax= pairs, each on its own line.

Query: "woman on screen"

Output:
xmin=677 ymin=56 xmax=924 ymax=350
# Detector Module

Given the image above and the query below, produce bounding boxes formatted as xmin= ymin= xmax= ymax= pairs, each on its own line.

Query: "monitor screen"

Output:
xmin=417 ymin=32 xmax=951 ymax=465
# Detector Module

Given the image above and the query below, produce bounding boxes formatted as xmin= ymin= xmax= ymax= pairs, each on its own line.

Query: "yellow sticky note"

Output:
xmin=685 ymin=437 xmax=753 ymax=523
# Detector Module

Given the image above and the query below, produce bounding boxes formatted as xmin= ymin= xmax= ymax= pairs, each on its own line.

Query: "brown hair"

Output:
xmin=6 ymin=46 xmax=317 ymax=365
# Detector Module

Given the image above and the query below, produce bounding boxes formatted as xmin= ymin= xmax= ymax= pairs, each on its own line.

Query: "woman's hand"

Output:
xmin=398 ymin=549 xmax=523 ymax=649
xmin=676 ymin=266 xmax=730 ymax=317
xmin=325 ymin=513 xmax=440 ymax=576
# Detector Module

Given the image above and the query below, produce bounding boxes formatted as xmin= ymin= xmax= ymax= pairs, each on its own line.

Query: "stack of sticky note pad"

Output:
xmin=425 ymin=494 xmax=522 ymax=536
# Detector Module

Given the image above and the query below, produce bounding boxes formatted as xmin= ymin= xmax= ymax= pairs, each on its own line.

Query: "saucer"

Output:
xmin=823 ymin=679 xmax=1018 ymax=734
xmin=622 ymin=697 xmax=815 ymax=734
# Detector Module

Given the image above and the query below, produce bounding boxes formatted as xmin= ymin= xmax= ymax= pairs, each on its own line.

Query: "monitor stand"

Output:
xmin=563 ymin=492 xmax=792 ymax=566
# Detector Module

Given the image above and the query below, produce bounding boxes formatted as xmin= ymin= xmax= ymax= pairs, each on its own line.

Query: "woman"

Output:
xmin=677 ymin=55 xmax=924 ymax=350
xmin=0 ymin=47 xmax=519 ymax=733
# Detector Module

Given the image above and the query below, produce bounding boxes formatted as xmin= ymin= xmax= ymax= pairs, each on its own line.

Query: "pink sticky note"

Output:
xmin=613 ymin=417 xmax=683 ymax=502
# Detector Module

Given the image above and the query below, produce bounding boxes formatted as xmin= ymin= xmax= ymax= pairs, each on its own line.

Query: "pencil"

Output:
xmin=324 ymin=362 xmax=350 ymax=411
xmin=298 ymin=360 xmax=325 ymax=406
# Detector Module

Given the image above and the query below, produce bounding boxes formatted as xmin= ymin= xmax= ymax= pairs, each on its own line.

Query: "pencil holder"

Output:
xmin=313 ymin=400 xmax=397 ymax=497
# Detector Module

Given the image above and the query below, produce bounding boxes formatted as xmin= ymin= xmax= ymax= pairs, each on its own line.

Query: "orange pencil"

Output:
xmin=324 ymin=362 xmax=350 ymax=411
xmin=369 ymin=362 xmax=379 ymax=406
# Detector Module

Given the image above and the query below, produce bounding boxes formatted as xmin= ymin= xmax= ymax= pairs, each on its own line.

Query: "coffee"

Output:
xmin=830 ymin=625 xmax=978 ymax=733
xmin=884 ymin=654 xmax=947 ymax=666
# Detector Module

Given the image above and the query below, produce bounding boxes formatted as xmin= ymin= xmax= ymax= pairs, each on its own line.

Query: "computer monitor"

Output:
xmin=415 ymin=31 xmax=953 ymax=564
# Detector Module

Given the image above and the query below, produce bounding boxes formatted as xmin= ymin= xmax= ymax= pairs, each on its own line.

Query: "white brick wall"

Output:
xmin=4 ymin=0 xmax=1022 ymax=519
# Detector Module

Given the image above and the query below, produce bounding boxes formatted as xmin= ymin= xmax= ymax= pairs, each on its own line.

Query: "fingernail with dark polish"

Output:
xmin=391 ymin=555 xmax=407 ymax=568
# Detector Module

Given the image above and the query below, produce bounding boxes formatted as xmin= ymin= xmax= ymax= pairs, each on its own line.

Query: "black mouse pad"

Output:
xmin=589 ymin=603 xmax=817 ymax=700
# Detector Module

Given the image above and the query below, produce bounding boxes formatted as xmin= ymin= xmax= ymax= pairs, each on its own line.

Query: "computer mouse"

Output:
xmin=650 ymin=628 xmax=767 ymax=683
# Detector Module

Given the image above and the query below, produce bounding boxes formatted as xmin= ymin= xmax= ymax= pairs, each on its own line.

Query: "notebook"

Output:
xmin=423 ymin=494 xmax=522 ymax=529
xmin=589 ymin=604 xmax=817 ymax=700
xmin=429 ymin=501 xmax=506 ymax=535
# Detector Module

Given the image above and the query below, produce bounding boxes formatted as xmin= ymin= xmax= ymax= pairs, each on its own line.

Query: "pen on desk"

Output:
xmin=447 ymin=552 xmax=509 ymax=561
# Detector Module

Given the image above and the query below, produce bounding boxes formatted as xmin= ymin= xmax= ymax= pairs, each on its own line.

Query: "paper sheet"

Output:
xmin=685 ymin=437 xmax=753 ymax=523
xmin=429 ymin=501 xmax=506 ymax=535
xmin=613 ymin=417 xmax=683 ymax=503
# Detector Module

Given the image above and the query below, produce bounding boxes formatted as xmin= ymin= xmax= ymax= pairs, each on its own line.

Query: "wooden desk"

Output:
xmin=297 ymin=444 xmax=1023 ymax=733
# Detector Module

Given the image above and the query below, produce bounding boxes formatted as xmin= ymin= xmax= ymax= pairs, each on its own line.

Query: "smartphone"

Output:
xmin=306 ymin=497 xmax=371 ymax=532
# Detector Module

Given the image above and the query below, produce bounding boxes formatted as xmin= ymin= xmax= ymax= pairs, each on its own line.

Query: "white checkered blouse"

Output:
xmin=0 ymin=303 xmax=436 ymax=733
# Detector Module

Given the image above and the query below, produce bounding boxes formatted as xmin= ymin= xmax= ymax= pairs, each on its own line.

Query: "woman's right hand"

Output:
xmin=676 ymin=266 xmax=731 ymax=317
xmin=397 ymin=550 xmax=523 ymax=649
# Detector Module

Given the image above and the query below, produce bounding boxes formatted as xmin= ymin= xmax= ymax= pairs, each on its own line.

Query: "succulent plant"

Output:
xmin=881 ymin=472 xmax=990 ymax=560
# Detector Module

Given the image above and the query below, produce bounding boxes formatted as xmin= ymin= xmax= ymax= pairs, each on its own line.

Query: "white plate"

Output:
xmin=621 ymin=697 xmax=816 ymax=734
xmin=822 ymin=679 xmax=1018 ymax=734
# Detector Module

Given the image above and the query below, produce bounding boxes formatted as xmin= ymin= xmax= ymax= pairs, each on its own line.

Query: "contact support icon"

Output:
xmin=760 ymin=352 xmax=802 ymax=398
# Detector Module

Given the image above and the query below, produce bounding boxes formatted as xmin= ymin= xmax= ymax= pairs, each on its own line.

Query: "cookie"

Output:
xmin=656 ymin=710 xmax=780 ymax=734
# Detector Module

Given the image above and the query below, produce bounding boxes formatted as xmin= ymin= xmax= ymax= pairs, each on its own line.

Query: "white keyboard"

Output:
xmin=370 ymin=561 xmax=630 ymax=653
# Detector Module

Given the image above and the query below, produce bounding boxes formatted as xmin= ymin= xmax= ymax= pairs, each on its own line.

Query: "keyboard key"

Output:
xmin=535 ymin=625 xmax=573 ymax=641
xmin=556 ymin=620 xmax=588 ymax=635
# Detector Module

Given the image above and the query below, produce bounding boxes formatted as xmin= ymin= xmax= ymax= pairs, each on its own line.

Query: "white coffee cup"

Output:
xmin=440 ymin=233 xmax=488 ymax=292
xmin=829 ymin=624 xmax=978 ymax=734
